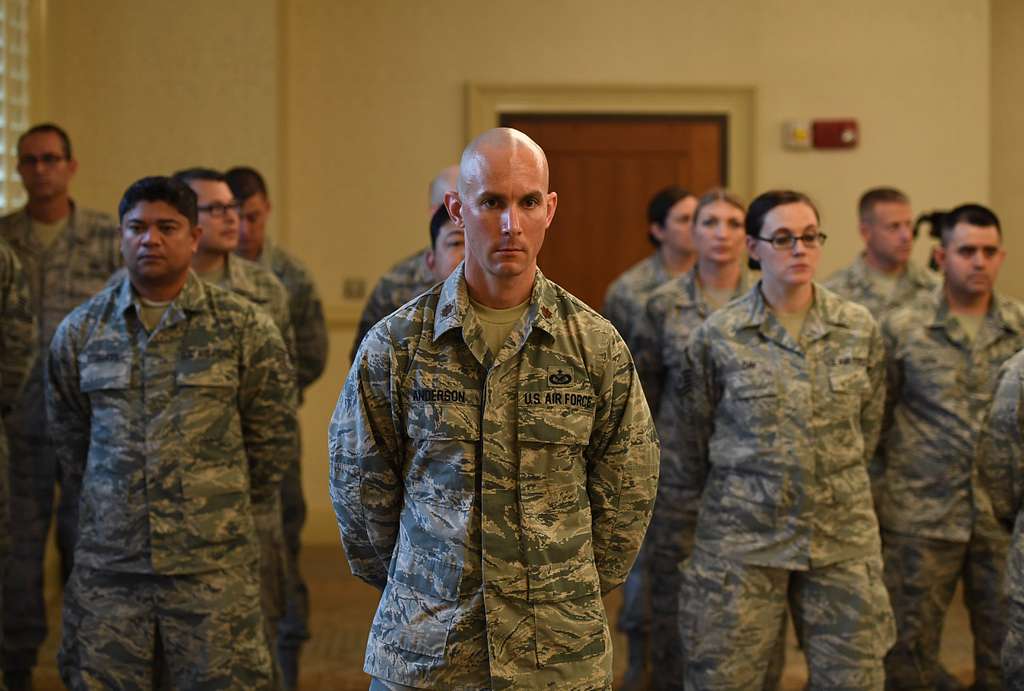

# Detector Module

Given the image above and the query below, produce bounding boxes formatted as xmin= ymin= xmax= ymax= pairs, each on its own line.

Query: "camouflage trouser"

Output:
xmin=278 ymin=449 xmax=310 ymax=652
xmin=1003 ymin=598 xmax=1024 ymax=690
xmin=882 ymin=524 xmax=1009 ymax=691
xmin=681 ymin=549 xmax=895 ymax=690
xmin=254 ymin=496 xmax=290 ymax=687
xmin=58 ymin=564 xmax=274 ymax=690
xmin=2 ymin=424 xmax=74 ymax=673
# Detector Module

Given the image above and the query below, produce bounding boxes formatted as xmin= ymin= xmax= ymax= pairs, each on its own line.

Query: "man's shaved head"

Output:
xmin=457 ymin=128 xmax=550 ymax=197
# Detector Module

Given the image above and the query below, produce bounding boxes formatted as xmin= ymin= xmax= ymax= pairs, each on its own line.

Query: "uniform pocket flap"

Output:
xmin=79 ymin=360 xmax=131 ymax=392
xmin=729 ymin=373 xmax=776 ymax=400
xmin=176 ymin=359 xmax=239 ymax=388
xmin=181 ymin=463 xmax=249 ymax=497
xmin=829 ymin=367 xmax=870 ymax=394
xmin=518 ymin=401 xmax=595 ymax=445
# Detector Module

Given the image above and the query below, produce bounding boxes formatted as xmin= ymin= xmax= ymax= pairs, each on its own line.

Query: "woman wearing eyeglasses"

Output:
xmin=656 ymin=189 xmax=896 ymax=689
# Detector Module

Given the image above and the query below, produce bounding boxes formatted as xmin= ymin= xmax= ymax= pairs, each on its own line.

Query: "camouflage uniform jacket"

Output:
xmin=0 ymin=239 xmax=36 ymax=553
xmin=45 ymin=271 xmax=297 ymax=576
xmin=879 ymin=289 xmax=1024 ymax=543
xmin=975 ymin=348 xmax=1024 ymax=603
xmin=0 ymin=202 xmax=120 ymax=433
xmin=258 ymin=239 xmax=328 ymax=394
xmin=631 ymin=265 xmax=751 ymax=415
xmin=824 ymin=253 xmax=939 ymax=319
xmin=330 ymin=264 xmax=659 ymax=690
xmin=350 ymin=247 xmax=435 ymax=361
xmin=601 ymin=252 xmax=670 ymax=344
xmin=654 ymin=283 xmax=885 ymax=575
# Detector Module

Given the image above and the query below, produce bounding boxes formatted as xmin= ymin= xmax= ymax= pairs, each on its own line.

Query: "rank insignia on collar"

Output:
xmin=548 ymin=368 xmax=572 ymax=386
xmin=441 ymin=304 xmax=453 ymax=318
xmin=541 ymin=306 xmax=553 ymax=319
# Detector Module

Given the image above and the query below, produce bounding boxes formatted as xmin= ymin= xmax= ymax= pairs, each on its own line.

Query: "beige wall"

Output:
xmin=991 ymin=0 xmax=1024 ymax=298
xmin=35 ymin=0 xmax=998 ymax=544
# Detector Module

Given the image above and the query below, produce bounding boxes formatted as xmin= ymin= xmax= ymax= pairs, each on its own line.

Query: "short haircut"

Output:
xmin=172 ymin=167 xmax=226 ymax=185
xmin=18 ymin=122 xmax=73 ymax=159
xmin=745 ymin=190 xmax=820 ymax=270
xmin=940 ymin=203 xmax=1001 ymax=245
xmin=225 ymin=166 xmax=268 ymax=203
xmin=693 ymin=188 xmax=745 ymax=227
xmin=118 ymin=176 xmax=198 ymax=226
xmin=858 ymin=187 xmax=909 ymax=223
xmin=430 ymin=204 xmax=453 ymax=249
xmin=647 ymin=185 xmax=692 ymax=246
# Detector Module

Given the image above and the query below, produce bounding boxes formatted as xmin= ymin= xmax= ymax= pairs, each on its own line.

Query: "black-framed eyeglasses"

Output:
xmin=756 ymin=232 xmax=828 ymax=251
xmin=18 ymin=153 xmax=66 ymax=167
xmin=197 ymin=201 xmax=241 ymax=217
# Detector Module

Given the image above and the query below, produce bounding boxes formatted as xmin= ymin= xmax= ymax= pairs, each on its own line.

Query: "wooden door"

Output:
xmin=500 ymin=114 xmax=727 ymax=309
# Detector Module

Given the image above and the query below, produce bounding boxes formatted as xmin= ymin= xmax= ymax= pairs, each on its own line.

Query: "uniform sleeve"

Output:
xmin=350 ymin=278 xmax=394 ymax=362
xmin=45 ymin=318 xmax=90 ymax=508
xmin=329 ymin=325 xmax=404 ymax=590
xmin=0 ymin=248 xmax=36 ymax=412
xmin=859 ymin=319 xmax=887 ymax=465
xmin=600 ymin=281 xmax=631 ymax=344
xmin=290 ymin=272 xmax=328 ymax=392
xmin=976 ymin=359 xmax=1024 ymax=529
xmin=631 ymin=293 xmax=666 ymax=416
xmin=585 ymin=332 xmax=659 ymax=595
xmin=238 ymin=309 xmax=298 ymax=508
xmin=874 ymin=316 xmax=902 ymax=498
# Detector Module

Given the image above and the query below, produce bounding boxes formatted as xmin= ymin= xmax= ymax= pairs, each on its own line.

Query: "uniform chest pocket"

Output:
xmin=79 ymin=359 xmax=132 ymax=451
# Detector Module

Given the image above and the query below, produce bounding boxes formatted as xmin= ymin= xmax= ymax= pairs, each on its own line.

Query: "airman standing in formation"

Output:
xmin=0 ymin=123 xmax=121 ymax=691
xmin=657 ymin=190 xmax=895 ymax=689
xmin=602 ymin=186 xmax=698 ymax=346
xmin=47 ymin=176 xmax=297 ymax=689
xmin=825 ymin=187 xmax=938 ymax=318
xmin=330 ymin=127 xmax=658 ymax=690
xmin=226 ymin=166 xmax=329 ymax=689
xmin=624 ymin=188 xmax=752 ymax=690
xmin=878 ymin=203 xmax=1024 ymax=689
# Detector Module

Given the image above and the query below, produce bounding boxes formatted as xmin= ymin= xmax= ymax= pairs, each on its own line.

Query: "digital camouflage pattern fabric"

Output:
xmin=0 ymin=239 xmax=36 ymax=558
xmin=46 ymin=271 xmax=297 ymax=575
xmin=59 ymin=565 xmax=274 ymax=690
xmin=0 ymin=202 xmax=120 ymax=672
xmin=330 ymin=265 xmax=659 ymax=690
xmin=878 ymin=288 xmax=1024 ymax=688
xmin=964 ymin=347 xmax=1024 ymax=687
xmin=258 ymin=239 xmax=327 ymax=395
xmin=631 ymin=265 xmax=752 ymax=415
xmin=824 ymin=254 xmax=938 ymax=319
xmin=350 ymin=248 xmax=434 ymax=360
xmin=600 ymin=252 xmax=670 ymax=345
xmin=654 ymin=282 xmax=893 ymax=687
xmin=627 ymin=265 xmax=752 ymax=689
xmin=257 ymin=239 xmax=327 ymax=661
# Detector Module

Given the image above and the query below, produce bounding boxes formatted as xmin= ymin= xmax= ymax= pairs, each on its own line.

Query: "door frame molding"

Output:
xmin=466 ymin=83 xmax=756 ymax=201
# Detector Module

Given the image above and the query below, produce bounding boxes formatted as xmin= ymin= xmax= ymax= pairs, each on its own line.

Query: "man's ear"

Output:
xmin=445 ymin=191 xmax=464 ymax=228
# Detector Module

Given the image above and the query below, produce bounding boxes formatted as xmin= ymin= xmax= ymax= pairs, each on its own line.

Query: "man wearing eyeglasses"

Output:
xmin=0 ymin=122 xmax=121 ymax=691
xmin=878 ymin=203 xmax=1024 ymax=689
xmin=172 ymin=167 xmax=298 ymax=686
xmin=825 ymin=187 xmax=938 ymax=319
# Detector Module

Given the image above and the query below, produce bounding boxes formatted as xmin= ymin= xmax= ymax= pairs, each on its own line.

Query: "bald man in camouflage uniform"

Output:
xmin=0 ymin=123 xmax=121 ymax=690
xmin=331 ymin=128 xmax=658 ymax=690
xmin=0 ymin=240 xmax=36 ymax=691
xmin=878 ymin=204 xmax=1024 ymax=689
xmin=48 ymin=176 xmax=296 ymax=689
xmin=974 ymin=348 xmax=1024 ymax=688
xmin=350 ymin=165 xmax=459 ymax=360
xmin=824 ymin=187 xmax=938 ymax=319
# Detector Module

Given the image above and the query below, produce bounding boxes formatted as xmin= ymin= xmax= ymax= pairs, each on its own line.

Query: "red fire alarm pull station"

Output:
xmin=812 ymin=119 xmax=858 ymax=149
